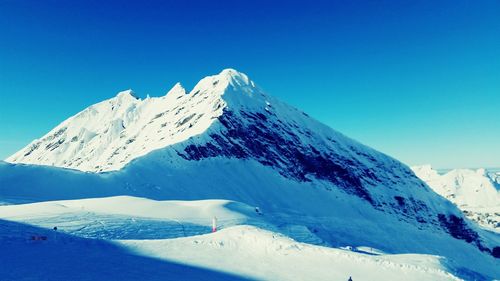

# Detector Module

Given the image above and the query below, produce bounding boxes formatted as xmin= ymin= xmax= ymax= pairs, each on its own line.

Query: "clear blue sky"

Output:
xmin=1 ymin=0 xmax=499 ymax=168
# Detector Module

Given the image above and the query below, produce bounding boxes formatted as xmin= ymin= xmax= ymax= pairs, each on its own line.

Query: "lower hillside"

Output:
xmin=0 ymin=196 xmax=465 ymax=281
xmin=1 ymin=161 xmax=499 ymax=280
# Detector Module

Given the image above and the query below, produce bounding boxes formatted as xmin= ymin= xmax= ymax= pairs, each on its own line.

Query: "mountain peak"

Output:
xmin=219 ymin=68 xmax=247 ymax=79
xmin=164 ymin=82 xmax=186 ymax=99
xmin=189 ymin=68 xmax=265 ymax=111
xmin=115 ymin=89 xmax=138 ymax=100
xmin=217 ymin=68 xmax=253 ymax=88
xmin=187 ymin=68 xmax=258 ymax=101
xmin=171 ymin=82 xmax=185 ymax=91
xmin=7 ymin=69 xmax=273 ymax=172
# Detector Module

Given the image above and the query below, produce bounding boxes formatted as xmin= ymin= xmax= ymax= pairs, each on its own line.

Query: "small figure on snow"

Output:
xmin=255 ymin=207 xmax=262 ymax=215
xmin=348 ymin=277 xmax=353 ymax=281
xmin=212 ymin=216 xmax=217 ymax=232
xmin=53 ymin=226 xmax=58 ymax=242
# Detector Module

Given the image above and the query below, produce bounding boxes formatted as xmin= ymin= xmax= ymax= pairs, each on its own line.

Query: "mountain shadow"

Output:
xmin=0 ymin=218 xmax=254 ymax=281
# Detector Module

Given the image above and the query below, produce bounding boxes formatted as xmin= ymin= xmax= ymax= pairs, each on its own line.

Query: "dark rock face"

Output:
xmin=437 ymin=213 xmax=498 ymax=258
xmin=179 ymin=109 xmax=374 ymax=204
xmin=492 ymin=247 xmax=500 ymax=258
xmin=177 ymin=108 xmax=497 ymax=256
xmin=394 ymin=196 xmax=405 ymax=206
xmin=22 ymin=127 xmax=68 ymax=157
xmin=438 ymin=214 xmax=479 ymax=243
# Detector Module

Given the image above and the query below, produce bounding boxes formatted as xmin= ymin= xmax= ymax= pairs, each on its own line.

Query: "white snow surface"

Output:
xmin=6 ymin=69 xmax=271 ymax=172
xmin=411 ymin=165 xmax=500 ymax=208
xmin=121 ymin=226 xmax=460 ymax=281
xmin=0 ymin=196 xmax=462 ymax=281
xmin=0 ymin=196 xmax=250 ymax=224
xmin=412 ymin=165 xmax=500 ymax=231
xmin=1 ymin=163 xmax=499 ymax=280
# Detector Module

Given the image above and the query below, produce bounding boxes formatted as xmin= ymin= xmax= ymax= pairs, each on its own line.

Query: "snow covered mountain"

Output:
xmin=7 ymin=75 xmax=225 ymax=172
xmin=4 ymin=68 xmax=460 ymax=223
xmin=2 ymin=69 xmax=500 ymax=279
xmin=412 ymin=165 xmax=500 ymax=231
xmin=6 ymin=68 xmax=431 ymax=209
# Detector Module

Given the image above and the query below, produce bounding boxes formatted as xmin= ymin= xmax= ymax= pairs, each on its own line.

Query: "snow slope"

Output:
xmin=1 ymin=162 xmax=499 ymax=279
xmin=0 ymin=196 xmax=261 ymax=240
xmin=121 ymin=225 xmax=461 ymax=281
xmin=412 ymin=165 xmax=500 ymax=231
xmin=0 ymin=196 xmax=463 ymax=281
xmin=0 ymin=218 xmax=251 ymax=281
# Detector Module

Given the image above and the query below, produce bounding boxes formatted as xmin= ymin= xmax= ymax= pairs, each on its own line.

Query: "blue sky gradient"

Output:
xmin=1 ymin=0 xmax=499 ymax=168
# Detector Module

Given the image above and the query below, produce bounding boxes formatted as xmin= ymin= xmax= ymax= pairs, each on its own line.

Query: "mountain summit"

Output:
xmin=7 ymin=69 xmax=256 ymax=172
xmin=7 ymin=69 xmax=273 ymax=172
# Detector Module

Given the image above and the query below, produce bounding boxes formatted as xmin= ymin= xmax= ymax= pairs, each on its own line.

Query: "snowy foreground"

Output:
xmin=0 ymin=196 xmax=464 ymax=281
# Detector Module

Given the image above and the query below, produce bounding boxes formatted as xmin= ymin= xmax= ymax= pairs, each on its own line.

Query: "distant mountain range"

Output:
xmin=412 ymin=165 xmax=500 ymax=231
